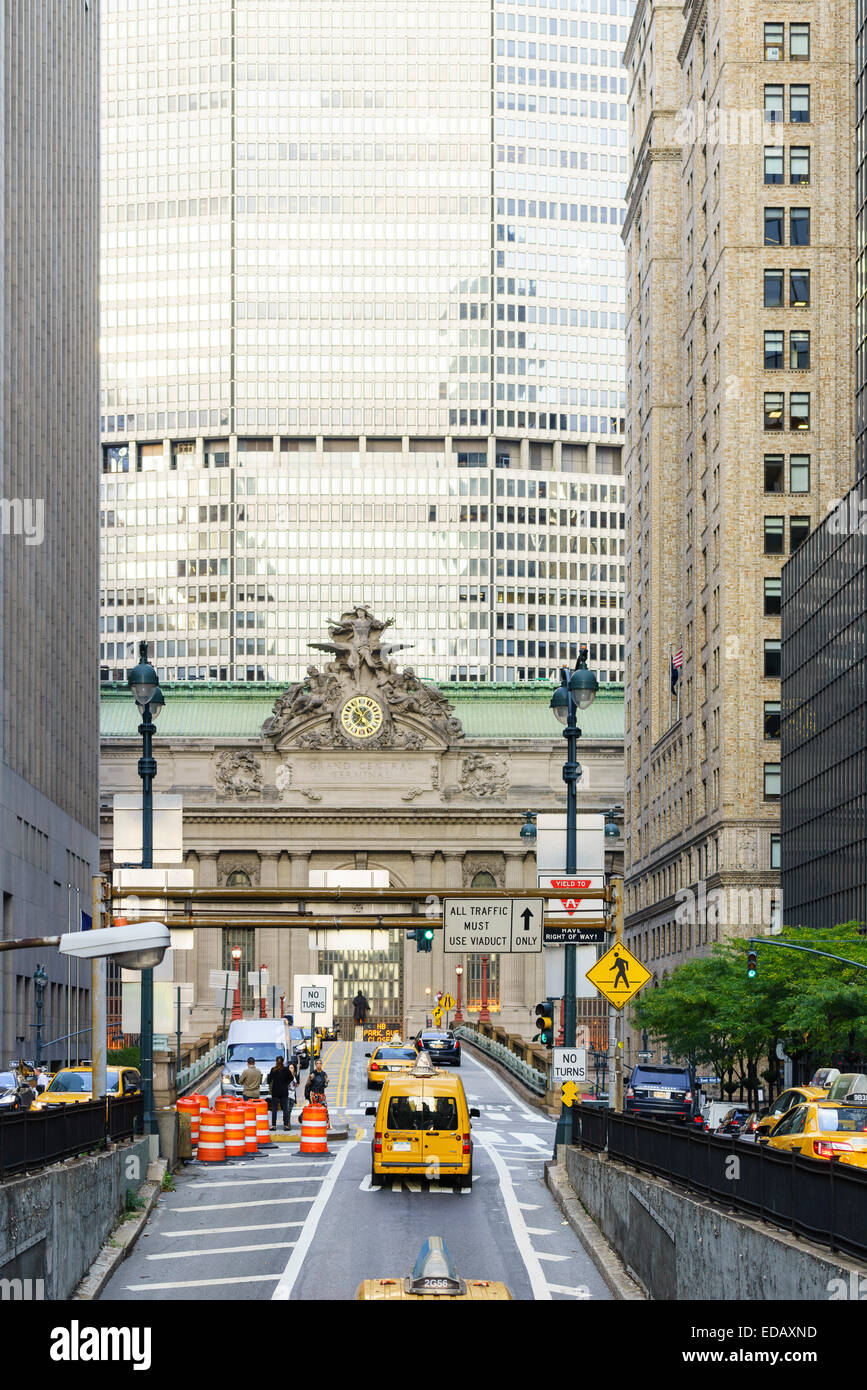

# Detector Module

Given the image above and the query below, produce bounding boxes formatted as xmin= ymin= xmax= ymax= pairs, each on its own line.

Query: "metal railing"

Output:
xmin=573 ymin=1107 xmax=867 ymax=1261
xmin=0 ymin=1095 xmax=144 ymax=1180
xmin=177 ymin=1042 xmax=225 ymax=1094
xmin=455 ymin=1025 xmax=548 ymax=1096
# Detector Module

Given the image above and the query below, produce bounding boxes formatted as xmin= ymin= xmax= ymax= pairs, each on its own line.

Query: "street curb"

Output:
xmin=545 ymin=1159 xmax=646 ymax=1301
xmin=270 ymin=1126 xmax=349 ymax=1143
xmin=71 ymin=1169 xmax=165 ymax=1301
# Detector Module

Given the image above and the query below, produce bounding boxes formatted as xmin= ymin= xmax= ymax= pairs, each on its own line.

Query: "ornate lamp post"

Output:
xmin=127 ymin=641 xmax=165 ymax=1137
xmin=231 ymin=945 xmax=243 ymax=1022
xmin=479 ymin=954 xmax=491 ymax=1025
xmin=454 ymin=965 xmax=464 ymax=1025
xmin=34 ymin=963 xmax=48 ymax=1063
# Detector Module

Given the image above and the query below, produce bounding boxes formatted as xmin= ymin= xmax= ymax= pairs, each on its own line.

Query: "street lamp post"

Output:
xmin=454 ymin=965 xmax=464 ymax=1025
xmin=231 ymin=946 xmax=243 ymax=1022
xmin=479 ymin=954 xmax=491 ymax=1025
xmin=34 ymin=964 xmax=48 ymax=1063
xmin=550 ymin=647 xmax=598 ymax=1150
xmin=127 ymin=641 xmax=165 ymax=1138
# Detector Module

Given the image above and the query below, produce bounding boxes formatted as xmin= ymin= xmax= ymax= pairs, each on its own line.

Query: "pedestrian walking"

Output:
xmin=239 ymin=1055 xmax=263 ymax=1101
xmin=304 ymin=1057 xmax=329 ymax=1126
xmin=267 ymin=1055 xmax=297 ymax=1131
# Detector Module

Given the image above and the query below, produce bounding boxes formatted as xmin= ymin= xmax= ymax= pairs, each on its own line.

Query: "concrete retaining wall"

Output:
xmin=564 ymin=1145 xmax=866 ymax=1300
xmin=0 ymin=1136 xmax=151 ymax=1300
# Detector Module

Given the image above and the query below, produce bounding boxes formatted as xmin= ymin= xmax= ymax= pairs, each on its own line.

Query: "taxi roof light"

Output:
xmin=411 ymin=1051 xmax=438 ymax=1077
xmin=407 ymin=1237 xmax=465 ymax=1297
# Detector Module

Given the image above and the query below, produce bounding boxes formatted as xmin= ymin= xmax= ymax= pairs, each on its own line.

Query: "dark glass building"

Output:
xmin=858 ymin=0 xmax=867 ymax=479
xmin=780 ymin=478 xmax=867 ymax=928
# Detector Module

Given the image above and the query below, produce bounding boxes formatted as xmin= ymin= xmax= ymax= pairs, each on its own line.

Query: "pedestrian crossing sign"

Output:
xmin=585 ymin=943 xmax=651 ymax=1009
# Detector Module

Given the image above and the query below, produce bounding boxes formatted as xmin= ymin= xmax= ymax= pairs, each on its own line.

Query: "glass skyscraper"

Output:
xmin=100 ymin=0 xmax=632 ymax=686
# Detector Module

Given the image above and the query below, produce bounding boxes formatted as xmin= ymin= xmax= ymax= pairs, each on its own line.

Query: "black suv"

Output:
xmin=414 ymin=1029 xmax=461 ymax=1066
xmin=625 ymin=1064 xmax=694 ymax=1122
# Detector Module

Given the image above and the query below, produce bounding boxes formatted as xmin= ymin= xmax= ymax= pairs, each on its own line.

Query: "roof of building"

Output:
xmin=100 ymin=681 xmax=624 ymax=742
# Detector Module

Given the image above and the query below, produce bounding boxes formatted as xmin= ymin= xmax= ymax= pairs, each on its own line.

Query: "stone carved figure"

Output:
xmin=215 ymin=750 xmax=263 ymax=799
xmin=457 ymin=752 xmax=509 ymax=799
xmin=261 ymin=605 xmax=464 ymax=747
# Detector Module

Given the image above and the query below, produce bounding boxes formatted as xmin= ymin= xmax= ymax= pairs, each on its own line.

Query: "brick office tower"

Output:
xmin=620 ymin=0 xmax=854 ymax=1054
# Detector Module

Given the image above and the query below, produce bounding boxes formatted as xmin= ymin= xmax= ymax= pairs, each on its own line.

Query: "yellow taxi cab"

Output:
xmin=366 ymin=1043 xmax=419 ymax=1089
xmin=356 ymin=1237 xmax=512 ymax=1301
xmin=366 ymin=1052 xmax=479 ymax=1189
xmin=30 ymin=1065 xmax=141 ymax=1109
xmin=765 ymin=1092 xmax=867 ymax=1167
xmin=754 ymin=1069 xmax=838 ymax=1144
xmin=301 ymin=1029 xmax=321 ymax=1059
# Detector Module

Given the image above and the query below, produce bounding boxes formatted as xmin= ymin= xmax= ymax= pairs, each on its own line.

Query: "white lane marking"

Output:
xmin=271 ymin=1139 xmax=357 ymax=1300
xmin=535 ymin=1251 xmax=570 ymax=1263
xmin=463 ymin=1052 xmax=541 ymax=1122
xmin=125 ymin=1274 xmax=280 ymax=1292
xmin=517 ymin=1203 xmax=540 ymax=1211
xmin=525 ymin=1227 xmax=555 ymax=1236
xmin=471 ymin=1129 xmax=506 ymax=1145
xmin=162 ymin=1222 xmax=305 ymax=1237
xmin=190 ymin=1176 xmax=327 ymax=1188
xmin=476 ymin=1140 xmax=551 ymax=1300
xmin=358 ymin=1174 xmax=373 ymax=1192
xmin=148 ymin=1241 xmax=297 ymax=1260
xmin=221 ymin=1161 xmax=327 ymax=1170
xmin=403 ymin=1180 xmax=422 ymax=1192
xmin=171 ymin=1197 xmax=314 ymax=1212
xmin=548 ymin=1283 xmax=592 ymax=1299
xmin=509 ymin=1131 xmax=552 ymax=1151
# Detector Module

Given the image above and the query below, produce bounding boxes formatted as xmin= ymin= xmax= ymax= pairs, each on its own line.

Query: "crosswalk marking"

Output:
xmin=162 ymin=1222 xmax=305 ymax=1238
xmin=147 ymin=1241 xmax=297 ymax=1261
xmin=125 ymin=1275 xmax=280 ymax=1292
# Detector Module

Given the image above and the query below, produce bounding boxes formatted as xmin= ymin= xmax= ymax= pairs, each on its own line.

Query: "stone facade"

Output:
xmin=621 ymin=0 xmax=855 ymax=1056
xmin=100 ymin=614 xmax=624 ymax=1041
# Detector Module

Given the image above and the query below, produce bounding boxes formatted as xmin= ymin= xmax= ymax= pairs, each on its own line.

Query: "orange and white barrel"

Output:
xmin=215 ymin=1096 xmax=237 ymax=1115
xmin=224 ymin=1105 xmax=246 ymax=1159
xmin=197 ymin=1110 xmax=226 ymax=1163
xmin=243 ymin=1102 xmax=259 ymax=1153
xmin=177 ymin=1097 xmax=201 ymax=1149
xmin=299 ymin=1103 xmax=329 ymax=1154
xmin=255 ymin=1099 xmax=271 ymax=1146
xmin=190 ymin=1094 xmax=210 ymax=1117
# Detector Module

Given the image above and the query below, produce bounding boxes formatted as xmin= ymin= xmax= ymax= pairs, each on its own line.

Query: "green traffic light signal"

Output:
xmin=534 ymin=998 xmax=555 ymax=1049
xmin=747 ymin=948 xmax=758 ymax=978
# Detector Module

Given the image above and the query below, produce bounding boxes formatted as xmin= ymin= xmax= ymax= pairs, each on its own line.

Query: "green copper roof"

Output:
xmin=100 ymin=681 xmax=624 ymax=742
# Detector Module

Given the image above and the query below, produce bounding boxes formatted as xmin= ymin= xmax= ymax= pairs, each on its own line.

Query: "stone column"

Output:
xmin=194 ymin=853 xmax=222 ymax=1002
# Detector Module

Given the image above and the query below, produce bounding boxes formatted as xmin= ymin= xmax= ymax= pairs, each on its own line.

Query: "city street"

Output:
xmin=100 ymin=1043 xmax=610 ymax=1302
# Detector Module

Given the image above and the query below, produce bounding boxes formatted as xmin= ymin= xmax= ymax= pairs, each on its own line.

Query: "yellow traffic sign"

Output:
xmin=432 ymin=1007 xmax=444 ymax=1025
xmin=561 ymin=1081 xmax=580 ymax=1108
xmin=439 ymin=993 xmax=456 ymax=1011
xmin=585 ymin=943 xmax=651 ymax=1010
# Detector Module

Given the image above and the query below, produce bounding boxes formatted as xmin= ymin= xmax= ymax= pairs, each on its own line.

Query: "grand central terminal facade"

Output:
xmin=99 ymin=611 xmax=624 ymax=1042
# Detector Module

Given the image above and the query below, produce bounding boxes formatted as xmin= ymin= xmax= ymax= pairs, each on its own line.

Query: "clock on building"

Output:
xmin=339 ymin=694 xmax=384 ymax=740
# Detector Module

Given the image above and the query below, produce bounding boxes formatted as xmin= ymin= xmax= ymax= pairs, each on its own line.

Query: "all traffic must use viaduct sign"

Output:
xmin=443 ymin=898 xmax=544 ymax=954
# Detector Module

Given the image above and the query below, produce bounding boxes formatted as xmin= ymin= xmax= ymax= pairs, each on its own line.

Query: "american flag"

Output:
xmin=670 ymin=645 xmax=683 ymax=692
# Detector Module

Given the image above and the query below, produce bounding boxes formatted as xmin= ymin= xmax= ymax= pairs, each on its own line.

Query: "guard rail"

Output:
xmin=455 ymin=1025 xmax=548 ymax=1096
xmin=177 ymin=1042 xmax=225 ymax=1094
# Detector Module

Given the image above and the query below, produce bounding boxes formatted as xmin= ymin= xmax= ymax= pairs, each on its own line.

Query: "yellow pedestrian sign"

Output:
xmin=586 ymin=943 xmax=651 ymax=1010
xmin=439 ymin=993 xmax=456 ymax=1011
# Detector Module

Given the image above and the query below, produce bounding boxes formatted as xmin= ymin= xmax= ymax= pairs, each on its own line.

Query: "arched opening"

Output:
xmin=225 ymin=869 xmax=252 ymax=888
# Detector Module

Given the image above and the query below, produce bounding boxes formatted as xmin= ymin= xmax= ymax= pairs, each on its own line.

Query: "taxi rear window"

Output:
xmin=375 ymin=1049 xmax=417 ymax=1060
xmin=817 ymin=1107 xmax=867 ymax=1133
xmin=386 ymin=1095 xmax=459 ymax=1131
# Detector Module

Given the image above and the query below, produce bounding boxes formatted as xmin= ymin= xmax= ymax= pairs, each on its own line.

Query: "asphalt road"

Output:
xmin=99 ymin=1040 xmax=611 ymax=1302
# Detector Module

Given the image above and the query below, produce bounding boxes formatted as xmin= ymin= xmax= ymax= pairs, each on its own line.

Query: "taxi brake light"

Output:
xmin=813 ymin=1140 xmax=853 ymax=1157
xmin=462 ymin=1132 xmax=471 ymax=1154
xmin=374 ymin=1132 xmax=383 ymax=1153
xmin=370 ymin=1062 xmax=381 ymax=1071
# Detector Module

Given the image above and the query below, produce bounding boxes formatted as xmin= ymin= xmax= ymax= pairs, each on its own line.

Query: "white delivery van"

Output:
xmin=221 ymin=1019 xmax=295 ymax=1099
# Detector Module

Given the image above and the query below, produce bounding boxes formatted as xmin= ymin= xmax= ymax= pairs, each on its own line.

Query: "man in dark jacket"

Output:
xmin=267 ymin=1056 xmax=297 ymax=1130
xmin=352 ymin=991 xmax=369 ymax=1024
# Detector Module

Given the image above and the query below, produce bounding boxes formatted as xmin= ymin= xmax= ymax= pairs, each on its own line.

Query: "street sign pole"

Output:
xmin=614 ymin=879 xmax=624 ymax=1113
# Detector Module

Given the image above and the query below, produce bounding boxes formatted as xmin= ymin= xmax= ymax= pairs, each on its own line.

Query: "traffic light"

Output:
xmin=747 ymin=948 xmax=758 ymax=979
xmin=407 ymin=928 xmax=434 ymax=954
xmin=534 ymin=999 xmax=554 ymax=1048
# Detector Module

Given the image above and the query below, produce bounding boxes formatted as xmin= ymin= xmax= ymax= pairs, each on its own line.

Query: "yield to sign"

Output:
xmin=538 ymin=875 xmax=604 ymax=916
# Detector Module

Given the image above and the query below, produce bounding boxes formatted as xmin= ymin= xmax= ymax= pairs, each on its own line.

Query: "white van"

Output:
xmin=221 ymin=1019 xmax=295 ymax=1099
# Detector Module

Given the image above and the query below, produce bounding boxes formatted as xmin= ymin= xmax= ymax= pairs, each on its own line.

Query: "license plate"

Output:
xmin=653 ymin=1090 xmax=671 ymax=1098
xmin=433 ymin=1043 xmax=444 ymax=1048
xmin=388 ymin=1066 xmax=403 ymax=1072
xmin=392 ymin=1141 xmax=412 ymax=1151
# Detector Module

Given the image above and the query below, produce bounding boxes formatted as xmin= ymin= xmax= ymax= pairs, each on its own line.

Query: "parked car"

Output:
xmin=413 ymin=1029 xmax=461 ymax=1066
xmin=30 ymin=1066 xmax=141 ymax=1109
xmin=625 ymin=1063 xmax=694 ymax=1122
xmin=717 ymin=1107 xmax=753 ymax=1136
xmin=766 ymin=1100 xmax=867 ymax=1167
xmin=0 ymin=1071 xmax=21 ymax=1109
xmin=755 ymin=1083 xmax=832 ymax=1144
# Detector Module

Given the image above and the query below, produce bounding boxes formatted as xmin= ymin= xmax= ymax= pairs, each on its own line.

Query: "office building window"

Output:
xmin=790 ymin=269 xmax=810 ymax=306
xmin=764 ymin=23 xmax=784 ymax=60
xmin=790 ymin=331 xmax=810 ymax=369
xmin=764 ymin=763 xmax=781 ymax=799
xmin=764 ymin=269 xmax=784 ymax=307
xmin=764 ymin=516 xmax=785 ymax=553
xmin=790 ymin=392 xmax=810 ymax=430
xmin=764 ymin=455 xmax=784 ymax=492
xmin=790 ymin=85 xmax=810 ymax=122
xmin=790 ymin=515 xmax=811 ymax=550
xmin=770 ymin=834 xmax=781 ymax=869
xmin=790 ymin=147 xmax=810 ymax=184
xmin=790 ymin=24 xmax=810 ymax=60
xmin=789 ymin=454 xmax=810 ymax=493
xmin=790 ymin=208 xmax=810 ymax=245
xmin=764 ymin=640 xmax=782 ymax=678
xmin=764 ymin=331 xmax=784 ymax=369
xmin=764 ymin=577 xmax=782 ymax=615
xmin=764 ymin=393 xmax=785 ymax=430
xmin=764 ymin=701 xmax=782 ymax=738
xmin=764 ymin=85 xmax=784 ymax=122
xmin=764 ymin=208 xmax=784 ymax=245
xmin=764 ymin=147 xmax=784 ymax=184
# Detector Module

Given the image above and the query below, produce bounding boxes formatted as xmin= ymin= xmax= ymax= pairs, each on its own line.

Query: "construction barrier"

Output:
xmin=176 ymin=1097 xmax=201 ymax=1149
xmin=190 ymin=1093 xmax=210 ymax=1116
xmin=198 ymin=1110 xmax=226 ymax=1163
xmin=255 ymin=1099 xmax=270 ymax=1146
xmin=214 ymin=1096 xmax=236 ymax=1115
xmin=243 ymin=1102 xmax=259 ymax=1154
xmin=224 ymin=1106 xmax=246 ymax=1159
xmin=299 ymin=1102 xmax=329 ymax=1154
